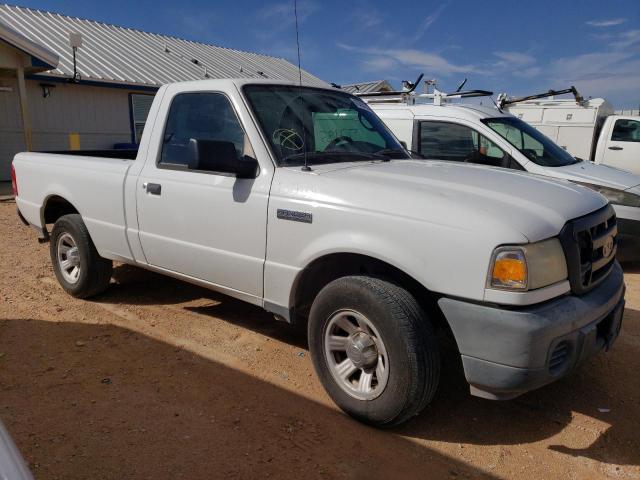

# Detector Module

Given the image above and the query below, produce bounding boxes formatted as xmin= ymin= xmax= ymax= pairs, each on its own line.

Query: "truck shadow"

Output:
xmin=406 ymin=364 xmax=638 ymax=467
xmin=95 ymin=265 xmax=640 ymax=467
xmin=103 ymin=264 xmax=208 ymax=305
xmin=101 ymin=264 xmax=308 ymax=348
xmin=0 ymin=318 xmax=497 ymax=480
xmin=402 ymin=306 xmax=640 ymax=467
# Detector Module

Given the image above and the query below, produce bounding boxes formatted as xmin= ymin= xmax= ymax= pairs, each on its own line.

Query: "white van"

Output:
xmin=501 ymin=93 xmax=640 ymax=176
xmin=367 ymin=90 xmax=640 ymax=260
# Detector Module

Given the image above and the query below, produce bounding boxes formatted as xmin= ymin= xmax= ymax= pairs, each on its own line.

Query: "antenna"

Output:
xmin=293 ymin=0 xmax=311 ymax=172
xmin=294 ymin=0 xmax=303 ymax=87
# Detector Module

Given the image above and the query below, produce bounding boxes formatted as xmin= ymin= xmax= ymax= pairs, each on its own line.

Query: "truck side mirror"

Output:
xmin=187 ymin=138 xmax=259 ymax=178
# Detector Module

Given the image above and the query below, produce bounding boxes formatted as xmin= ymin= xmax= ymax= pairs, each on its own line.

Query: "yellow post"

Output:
xmin=15 ymin=61 xmax=33 ymax=151
xmin=69 ymin=133 xmax=81 ymax=150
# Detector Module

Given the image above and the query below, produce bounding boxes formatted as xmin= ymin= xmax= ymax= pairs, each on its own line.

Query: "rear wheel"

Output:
xmin=308 ymin=276 xmax=440 ymax=427
xmin=50 ymin=214 xmax=113 ymax=298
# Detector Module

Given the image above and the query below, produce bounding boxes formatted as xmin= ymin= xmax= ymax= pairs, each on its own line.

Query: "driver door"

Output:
xmin=135 ymin=91 xmax=272 ymax=301
xmin=603 ymin=118 xmax=640 ymax=174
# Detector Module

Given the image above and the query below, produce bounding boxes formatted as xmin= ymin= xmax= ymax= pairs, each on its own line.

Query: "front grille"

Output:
xmin=559 ymin=204 xmax=617 ymax=295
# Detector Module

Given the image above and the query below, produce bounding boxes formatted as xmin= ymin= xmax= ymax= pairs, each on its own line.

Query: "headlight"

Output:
xmin=487 ymin=238 xmax=568 ymax=291
xmin=575 ymin=182 xmax=640 ymax=207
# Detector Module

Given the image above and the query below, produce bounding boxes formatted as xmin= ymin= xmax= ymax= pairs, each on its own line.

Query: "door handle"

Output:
xmin=609 ymin=146 xmax=623 ymax=151
xmin=145 ymin=183 xmax=162 ymax=195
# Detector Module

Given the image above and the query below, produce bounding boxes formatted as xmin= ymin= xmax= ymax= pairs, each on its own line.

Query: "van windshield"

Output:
xmin=243 ymin=85 xmax=409 ymax=167
xmin=482 ymin=117 xmax=580 ymax=167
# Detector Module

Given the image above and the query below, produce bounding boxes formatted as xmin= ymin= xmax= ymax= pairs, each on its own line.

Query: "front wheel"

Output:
xmin=50 ymin=214 xmax=113 ymax=298
xmin=308 ymin=276 xmax=440 ymax=427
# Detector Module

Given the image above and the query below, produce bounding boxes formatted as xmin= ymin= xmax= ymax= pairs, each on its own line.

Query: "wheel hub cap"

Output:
xmin=346 ymin=332 xmax=378 ymax=369
xmin=57 ymin=233 xmax=81 ymax=284
xmin=67 ymin=247 xmax=80 ymax=267
xmin=323 ymin=310 xmax=389 ymax=400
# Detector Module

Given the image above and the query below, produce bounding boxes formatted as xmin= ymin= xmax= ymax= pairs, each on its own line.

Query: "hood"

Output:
xmin=547 ymin=160 xmax=640 ymax=191
xmin=301 ymin=160 xmax=608 ymax=243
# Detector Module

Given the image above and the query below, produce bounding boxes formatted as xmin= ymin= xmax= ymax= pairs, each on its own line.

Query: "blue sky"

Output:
xmin=11 ymin=0 xmax=640 ymax=107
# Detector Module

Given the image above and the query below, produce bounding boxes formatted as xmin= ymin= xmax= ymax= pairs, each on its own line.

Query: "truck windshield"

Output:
xmin=243 ymin=85 xmax=409 ymax=167
xmin=482 ymin=117 xmax=580 ymax=167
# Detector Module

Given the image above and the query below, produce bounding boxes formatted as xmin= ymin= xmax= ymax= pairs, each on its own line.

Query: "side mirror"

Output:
xmin=188 ymin=139 xmax=259 ymax=178
xmin=399 ymin=140 xmax=408 ymax=149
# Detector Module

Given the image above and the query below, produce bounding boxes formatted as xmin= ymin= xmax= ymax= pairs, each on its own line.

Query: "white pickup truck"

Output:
xmin=501 ymin=95 xmax=640 ymax=176
xmin=13 ymin=79 xmax=625 ymax=427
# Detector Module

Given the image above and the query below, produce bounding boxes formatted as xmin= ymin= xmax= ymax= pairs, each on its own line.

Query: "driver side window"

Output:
xmin=418 ymin=121 xmax=507 ymax=166
xmin=159 ymin=92 xmax=254 ymax=171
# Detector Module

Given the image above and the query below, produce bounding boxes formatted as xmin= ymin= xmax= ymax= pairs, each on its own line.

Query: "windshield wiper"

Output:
xmin=374 ymin=148 xmax=409 ymax=159
xmin=282 ymin=151 xmax=389 ymax=165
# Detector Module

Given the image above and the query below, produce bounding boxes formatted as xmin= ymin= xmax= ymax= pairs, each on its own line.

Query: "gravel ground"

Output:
xmin=1 ymin=199 xmax=639 ymax=479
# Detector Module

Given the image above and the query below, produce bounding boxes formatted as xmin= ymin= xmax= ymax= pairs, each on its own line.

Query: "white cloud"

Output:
xmin=338 ymin=43 xmax=478 ymax=76
xmin=259 ymin=0 xmax=318 ymax=21
xmin=356 ymin=10 xmax=382 ymax=29
xmin=586 ymin=18 xmax=626 ymax=27
xmin=610 ymin=29 xmax=640 ymax=49
xmin=252 ymin=0 xmax=319 ymax=47
xmin=550 ymin=51 xmax=640 ymax=102
xmin=489 ymin=51 xmax=540 ymax=78
xmin=362 ymin=56 xmax=398 ymax=71
xmin=552 ymin=51 xmax=631 ymax=76
xmin=256 ymin=0 xmax=319 ymax=33
xmin=412 ymin=3 xmax=448 ymax=43
xmin=493 ymin=51 xmax=536 ymax=66
xmin=513 ymin=66 xmax=542 ymax=78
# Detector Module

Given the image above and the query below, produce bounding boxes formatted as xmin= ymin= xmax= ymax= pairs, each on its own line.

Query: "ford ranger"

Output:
xmin=12 ymin=79 xmax=625 ymax=427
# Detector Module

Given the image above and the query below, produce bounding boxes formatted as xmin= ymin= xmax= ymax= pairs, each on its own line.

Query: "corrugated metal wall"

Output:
xmin=0 ymin=77 xmax=25 ymax=180
xmin=0 ymin=80 xmax=151 ymax=180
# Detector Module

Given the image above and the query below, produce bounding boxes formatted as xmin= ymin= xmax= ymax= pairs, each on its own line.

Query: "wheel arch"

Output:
xmin=288 ymin=252 xmax=453 ymax=343
xmin=41 ymin=194 xmax=81 ymax=227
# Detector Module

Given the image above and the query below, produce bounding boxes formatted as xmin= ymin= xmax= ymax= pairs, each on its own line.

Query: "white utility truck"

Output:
xmin=499 ymin=88 xmax=640 ymax=176
xmin=13 ymin=79 xmax=625 ymax=427
xmin=368 ymin=79 xmax=640 ymax=261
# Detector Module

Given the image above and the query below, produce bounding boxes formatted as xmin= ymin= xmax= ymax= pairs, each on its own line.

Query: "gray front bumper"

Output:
xmin=438 ymin=262 xmax=625 ymax=400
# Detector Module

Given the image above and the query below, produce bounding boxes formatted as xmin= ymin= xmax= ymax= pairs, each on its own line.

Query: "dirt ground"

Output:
xmin=0 ymin=199 xmax=639 ymax=480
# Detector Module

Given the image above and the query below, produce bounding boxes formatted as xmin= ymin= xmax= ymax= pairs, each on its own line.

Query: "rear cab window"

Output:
xmin=612 ymin=119 xmax=640 ymax=142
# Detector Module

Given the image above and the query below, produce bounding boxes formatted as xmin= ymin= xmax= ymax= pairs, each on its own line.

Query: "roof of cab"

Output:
xmin=370 ymin=102 xmax=511 ymax=121
xmin=159 ymin=77 xmax=345 ymax=93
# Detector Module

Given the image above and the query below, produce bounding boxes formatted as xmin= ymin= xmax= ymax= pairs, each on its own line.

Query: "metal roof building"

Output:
xmin=0 ymin=4 xmax=327 ymax=180
xmin=0 ymin=4 xmax=327 ymax=88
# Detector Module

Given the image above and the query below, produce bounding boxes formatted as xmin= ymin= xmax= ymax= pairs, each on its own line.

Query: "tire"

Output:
xmin=50 ymin=214 xmax=113 ymax=298
xmin=308 ymin=276 xmax=440 ymax=427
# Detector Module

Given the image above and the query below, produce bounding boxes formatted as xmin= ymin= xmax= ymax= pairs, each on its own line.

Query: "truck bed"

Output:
xmin=13 ymin=151 xmax=136 ymax=263
xmin=41 ymin=149 xmax=138 ymax=160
